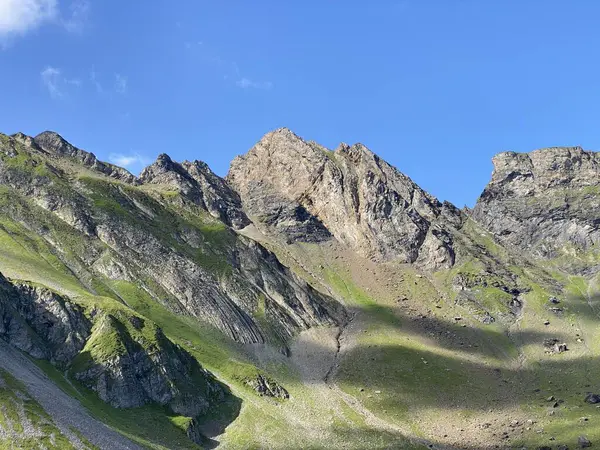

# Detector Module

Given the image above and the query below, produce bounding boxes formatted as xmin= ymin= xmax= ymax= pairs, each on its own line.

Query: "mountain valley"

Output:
xmin=0 ymin=128 xmax=599 ymax=450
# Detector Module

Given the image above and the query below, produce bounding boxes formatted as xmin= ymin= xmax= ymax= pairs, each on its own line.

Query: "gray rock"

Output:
xmin=140 ymin=153 xmax=250 ymax=229
xmin=0 ymin=272 xmax=224 ymax=418
xmin=72 ymin=313 xmax=224 ymax=417
xmin=585 ymin=393 xmax=600 ymax=404
xmin=0 ymin=274 xmax=90 ymax=365
xmin=0 ymin=131 xmax=345 ymax=345
xmin=473 ymin=147 xmax=600 ymax=274
xmin=228 ymin=128 xmax=464 ymax=270
xmin=243 ymin=374 xmax=289 ymax=399
xmin=31 ymin=131 xmax=138 ymax=184
xmin=578 ymin=435 xmax=592 ymax=448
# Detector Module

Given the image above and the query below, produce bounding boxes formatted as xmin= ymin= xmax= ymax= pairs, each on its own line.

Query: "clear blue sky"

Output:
xmin=1 ymin=1 xmax=599 ymax=207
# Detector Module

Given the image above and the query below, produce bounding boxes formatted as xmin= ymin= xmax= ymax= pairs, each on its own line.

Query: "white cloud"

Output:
xmin=41 ymin=65 xmax=81 ymax=98
xmin=236 ymin=78 xmax=273 ymax=90
xmin=41 ymin=66 xmax=62 ymax=97
xmin=187 ymin=40 xmax=274 ymax=91
xmin=109 ymin=153 xmax=151 ymax=169
xmin=65 ymin=77 xmax=81 ymax=87
xmin=115 ymin=74 xmax=127 ymax=94
xmin=0 ymin=0 xmax=58 ymax=37
xmin=62 ymin=0 xmax=89 ymax=33
xmin=90 ymin=67 xmax=103 ymax=93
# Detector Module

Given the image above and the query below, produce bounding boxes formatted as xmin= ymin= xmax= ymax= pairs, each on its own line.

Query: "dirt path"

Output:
xmin=0 ymin=340 xmax=142 ymax=450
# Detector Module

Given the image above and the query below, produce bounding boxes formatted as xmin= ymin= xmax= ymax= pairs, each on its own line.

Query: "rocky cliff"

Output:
xmin=472 ymin=146 xmax=600 ymax=273
xmin=0 ymin=131 xmax=343 ymax=346
xmin=228 ymin=128 xmax=464 ymax=270
xmin=0 ymin=273 xmax=223 ymax=420
xmin=2 ymin=127 xmax=600 ymax=449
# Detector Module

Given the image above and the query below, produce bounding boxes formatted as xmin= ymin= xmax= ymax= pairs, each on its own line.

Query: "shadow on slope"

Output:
xmin=346 ymin=302 xmax=571 ymax=362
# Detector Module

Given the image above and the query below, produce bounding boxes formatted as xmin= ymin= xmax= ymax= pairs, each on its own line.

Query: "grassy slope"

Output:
xmin=0 ymin=369 xmax=81 ymax=450
xmin=3 ymin=140 xmax=599 ymax=448
xmin=0 ymin=189 xmax=419 ymax=448
xmin=250 ymin=219 xmax=600 ymax=449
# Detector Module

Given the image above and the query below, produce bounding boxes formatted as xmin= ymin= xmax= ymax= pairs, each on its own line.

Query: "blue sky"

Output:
xmin=1 ymin=1 xmax=600 ymax=207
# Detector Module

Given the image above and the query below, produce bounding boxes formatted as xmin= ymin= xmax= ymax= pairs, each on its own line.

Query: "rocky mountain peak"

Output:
xmin=10 ymin=132 xmax=37 ymax=148
xmin=228 ymin=128 xmax=463 ymax=268
xmin=34 ymin=131 xmax=76 ymax=156
xmin=154 ymin=152 xmax=175 ymax=166
xmin=29 ymin=131 xmax=138 ymax=184
xmin=333 ymin=142 xmax=374 ymax=161
xmin=140 ymin=153 xmax=183 ymax=182
xmin=473 ymin=146 xmax=600 ymax=272
xmin=141 ymin=153 xmax=250 ymax=229
xmin=484 ymin=146 xmax=598 ymax=198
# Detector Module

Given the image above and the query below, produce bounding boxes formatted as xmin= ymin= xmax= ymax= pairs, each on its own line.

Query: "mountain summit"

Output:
xmin=228 ymin=127 xmax=463 ymax=269
xmin=0 ymin=128 xmax=599 ymax=449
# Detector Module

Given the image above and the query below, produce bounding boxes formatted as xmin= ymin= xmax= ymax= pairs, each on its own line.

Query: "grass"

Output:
xmin=33 ymin=361 xmax=202 ymax=450
xmin=7 ymin=136 xmax=600 ymax=448
xmin=0 ymin=369 xmax=78 ymax=450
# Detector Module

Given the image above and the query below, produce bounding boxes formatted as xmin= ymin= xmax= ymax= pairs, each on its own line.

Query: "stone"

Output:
xmin=585 ymin=393 xmax=600 ymax=404
xmin=243 ymin=374 xmax=289 ymax=400
xmin=227 ymin=128 xmax=464 ymax=270
xmin=473 ymin=147 xmax=600 ymax=274
xmin=578 ymin=435 xmax=592 ymax=448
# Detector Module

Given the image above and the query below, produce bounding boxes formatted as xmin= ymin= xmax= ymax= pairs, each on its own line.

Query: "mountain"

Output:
xmin=0 ymin=129 xmax=599 ymax=449
xmin=228 ymin=128 xmax=462 ymax=269
xmin=473 ymin=146 xmax=600 ymax=274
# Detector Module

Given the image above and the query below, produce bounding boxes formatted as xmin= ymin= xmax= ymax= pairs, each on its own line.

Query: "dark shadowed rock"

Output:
xmin=585 ymin=393 xmax=600 ymax=404
xmin=242 ymin=374 xmax=289 ymax=399
xmin=0 ymin=272 xmax=225 ymax=418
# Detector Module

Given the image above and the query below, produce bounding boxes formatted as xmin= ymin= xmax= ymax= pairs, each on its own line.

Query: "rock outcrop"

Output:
xmin=140 ymin=153 xmax=250 ymax=229
xmin=0 ymin=274 xmax=90 ymax=365
xmin=228 ymin=128 xmax=464 ymax=269
xmin=29 ymin=131 xmax=138 ymax=184
xmin=473 ymin=147 xmax=600 ymax=272
xmin=72 ymin=312 xmax=223 ymax=417
xmin=0 ymin=273 xmax=223 ymax=417
xmin=0 ymin=131 xmax=343 ymax=346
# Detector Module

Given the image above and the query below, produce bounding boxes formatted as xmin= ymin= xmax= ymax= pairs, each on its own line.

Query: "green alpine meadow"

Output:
xmin=0 ymin=128 xmax=599 ymax=449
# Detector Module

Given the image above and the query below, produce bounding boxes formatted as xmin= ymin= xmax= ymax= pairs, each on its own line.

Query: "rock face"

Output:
xmin=30 ymin=131 xmax=138 ymax=184
xmin=0 ymin=273 xmax=223 ymax=417
xmin=0 ymin=131 xmax=343 ymax=346
xmin=72 ymin=313 xmax=223 ymax=417
xmin=140 ymin=153 xmax=250 ymax=229
xmin=473 ymin=147 xmax=600 ymax=271
xmin=0 ymin=274 xmax=90 ymax=365
xmin=228 ymin=128 xmax=464 ymax=269
xmin=242 ymin=374 xmax=290 ymax=399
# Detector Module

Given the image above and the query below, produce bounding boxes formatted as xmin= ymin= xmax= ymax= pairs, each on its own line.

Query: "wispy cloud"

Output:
xmin=41 ymin=66 xmax=62 ymax=97
xmin=90 ymin=67 xmax=103 ymax=93
xmin=0 ymin=0 xmax=58 ymax=38
xmin=40 ymin=65 xmax=80 ymax=98
xmin=109 ymin=153 xmax=152 ymax=169
xmin=236 ymin=78 xmax=273 ymax=90
xmin=0 ymin=0 xmax=89 ymax=45
xmin=114 ymin=73 xmax=127 ymax=94
xmin=186 ymin=40 xmax=273 ymax=91
xmin=62 ymin=0 xmax=89 ymax=33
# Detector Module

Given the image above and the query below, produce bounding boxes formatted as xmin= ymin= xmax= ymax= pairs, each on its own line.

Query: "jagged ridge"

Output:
xmin=228 ymin=127 xmax=464 ymax=269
